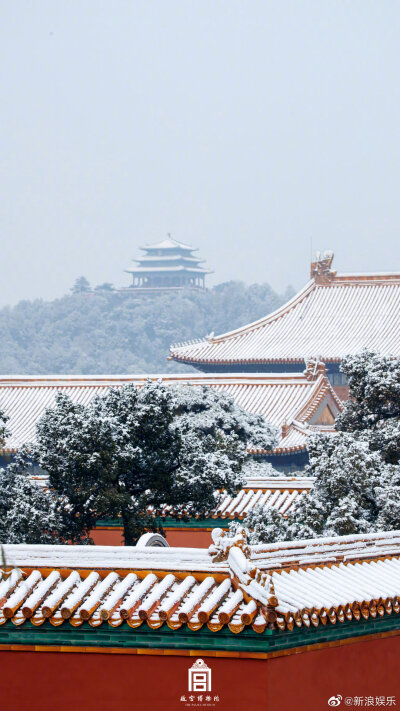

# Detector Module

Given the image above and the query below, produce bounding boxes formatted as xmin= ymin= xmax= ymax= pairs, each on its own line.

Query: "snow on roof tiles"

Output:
xmin=33 ymin=473 xmax=314 ymax=520
xmin=213 ymin=476 xmax=313 ymax=519
xmin=125 ymin=265 xmax=210 ymax=273
xmin=2 ymin=530 xmax=400 ymax=635
xmin=0 ymin=372 xmax=341 ymax=455
xmin=170 ymin=259 xmax=400 ymax=365
xmin=142 ymin=237 xmax=195 ymax=251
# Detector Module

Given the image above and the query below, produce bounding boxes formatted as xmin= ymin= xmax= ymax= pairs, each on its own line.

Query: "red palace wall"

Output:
xmin=92 ymin=527 xmax=213 ymax=548
xmin=3 ymin=633 xmax=400 ymax=711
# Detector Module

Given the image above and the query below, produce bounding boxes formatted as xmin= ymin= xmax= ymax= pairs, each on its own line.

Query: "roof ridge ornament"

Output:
xmin=310 ymin=250 xmax=336 ymax=284
xmin=208 ymin=528 xmax=278 ymax=625
xmin=304 ymin=357 xmax=327 ymax=381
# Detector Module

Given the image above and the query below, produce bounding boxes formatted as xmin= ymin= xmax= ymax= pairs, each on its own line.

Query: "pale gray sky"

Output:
xmin=1 ymin=1 xmax=399 ymax=306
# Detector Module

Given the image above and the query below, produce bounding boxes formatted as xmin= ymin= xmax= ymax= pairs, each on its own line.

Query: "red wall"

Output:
xmin=3 ymin=633 xmax=400 ymax=711
xmin=92 ymin=527 xmax=212 ymax=548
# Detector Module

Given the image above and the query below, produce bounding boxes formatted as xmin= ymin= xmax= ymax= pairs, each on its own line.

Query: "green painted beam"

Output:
xmin=1 ymin=613 xmax=400 ymax=654
xmin=96 ymin=517 xmax=232 ymax=529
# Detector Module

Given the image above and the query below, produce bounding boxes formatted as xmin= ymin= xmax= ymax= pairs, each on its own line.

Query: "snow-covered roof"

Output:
xmin=125 ymin=265 xmax=210 ymax=274
xmin=2 ymin=529 xmax=400 ymax=636
xmin=214 ymin=476 xmax=313 ymax=519
xmin=142 ymin=237 xmax=196 ymax=251
xmin=130 ymin=254 xmax=205 ymax=264
xmin=170 ymin=255 xmax=400 ymax=365
xmin=0 ymin=371 xmax=342 ymax=455
xmin=32 ymin=473 xmax=314 ymax=520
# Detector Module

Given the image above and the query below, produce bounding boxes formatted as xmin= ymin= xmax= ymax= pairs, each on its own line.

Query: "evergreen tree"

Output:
xmin=237 ymin=351 xmax=400 ymax=544
xmin=94 ymin=282 xmax=114 ymax=292
xmin=241 ymin=459 xmax=282 ymax=479
xmin=0 ymin=407 xmax=9 ymax=448
xmin=34 ymin=382 xmax=278 ymax=545
xmin=338 ymin=350 xmax=400 ymax=464
xmin=0 ymin=450 xmax=65 ymax=544
xmin=0 ymin=280 xmax=292 ymax=375
xmin=230 ymin=505 xmax=287 ymax=544
xmin=71 ymin=276 xmax=91 ymax=294
xmin=233 ymin=432 xmax=382 ymax=543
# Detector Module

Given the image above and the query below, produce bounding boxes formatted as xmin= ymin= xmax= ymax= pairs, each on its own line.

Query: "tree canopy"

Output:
xmin=33 ymin=381 xmax=278 ymax=545
xmin=0 ymin=280 xmax=293 ymax=374
xmin=235 ymin=351 xmax=400 ymax=544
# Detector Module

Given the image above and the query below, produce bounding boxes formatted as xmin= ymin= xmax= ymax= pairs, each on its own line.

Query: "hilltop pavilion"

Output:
xmin=125 ymin=236 xmax=212 ymax=291
xmin=169 ymin=252 xmax=400 ymax=397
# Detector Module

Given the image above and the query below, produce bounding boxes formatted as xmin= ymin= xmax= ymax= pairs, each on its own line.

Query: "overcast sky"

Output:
xmin=1 ymin=1 xmax=399 ymax=306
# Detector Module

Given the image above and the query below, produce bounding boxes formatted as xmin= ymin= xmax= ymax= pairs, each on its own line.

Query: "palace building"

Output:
xmin=0 ymin=367 xmax=342 ymax=473
xmin=169 ymin=252 xmax=400 ymax=398
xmin=124 ymin=236 xmax=212 ymax=291
xmin=0 ymin=370 xmax=339 ymax=546
xmin=2 ymin=530 xmax=400 ymax=710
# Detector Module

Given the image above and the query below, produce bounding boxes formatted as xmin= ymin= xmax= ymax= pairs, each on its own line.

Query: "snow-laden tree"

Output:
xmin=0 ymin=449 xmax=65 ymax=544
xmin=230 ymin=506 xmax=288 ymax=544
xmin=240 ymin=459 xmax=282 ymax=479
xmin=232 ymin=432 xmax=382 ymax=543
xmin=337 ymin=350 xmax=400 ymax=464
xmin=34 ymin=381 xmax=278 ymax=545
xmin=0 ymin=407 xmax=9 ymax=448
xmin=289 ymin=433 xmax=381 ymax=537
xmin=236 ymin=351 xmax=400 ymax=545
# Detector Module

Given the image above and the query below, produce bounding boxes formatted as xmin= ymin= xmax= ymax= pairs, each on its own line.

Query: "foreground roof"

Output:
xmin=170 ymin=253 xmax=400 ymax=366
xmin=2 ymin=530 xmax=400 ymax=640
xmin=0 ymin=368 xmax=342 ymax=455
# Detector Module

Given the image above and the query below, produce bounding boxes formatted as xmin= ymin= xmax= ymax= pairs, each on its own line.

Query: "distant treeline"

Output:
xmin=0 ymin=280 xmax=294 ymax=374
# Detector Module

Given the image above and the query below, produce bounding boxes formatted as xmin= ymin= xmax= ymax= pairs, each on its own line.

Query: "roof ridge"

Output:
xmin=171 ymin=280 xmax=316 ymax=352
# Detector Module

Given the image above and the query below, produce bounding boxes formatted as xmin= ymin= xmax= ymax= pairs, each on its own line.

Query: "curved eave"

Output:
xmin=248 ymin=444 xmax=308 ymax=456
xmin=170 ymin=354 xmax=342 ymax=365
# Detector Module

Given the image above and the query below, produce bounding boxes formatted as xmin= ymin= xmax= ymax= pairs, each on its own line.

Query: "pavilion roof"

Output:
xmin=142 ymin=237 xmax=196 ymax=252
xmin=131 ymin=254 xmax=205 ymax=264
xmin=125 ymin=265 xmax=211 ymax=274
xmin=170 ymin=253 xmax=400 ymax=366
xmin=0 ymin=369 xmax=342 ymax=455
xmin=2 ymin=529 xmax=400 ymax=636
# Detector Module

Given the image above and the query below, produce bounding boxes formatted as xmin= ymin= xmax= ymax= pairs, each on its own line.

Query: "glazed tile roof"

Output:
xmin=32 ymin=474 xmax=314 ymax=520
xmin=170 ymin=256 xmax=400 ymax=366
xmin=213 ymin=476 xmax=313 ymax=519
xmin=2 ymin=529 xmax=400 ymax=635
xmin=0 ymin=370 xmax=342 ymax=455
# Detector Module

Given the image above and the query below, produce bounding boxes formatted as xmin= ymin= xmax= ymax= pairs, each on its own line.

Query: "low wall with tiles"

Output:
xmin=2 ymin=632 xmax=400 ymax=711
